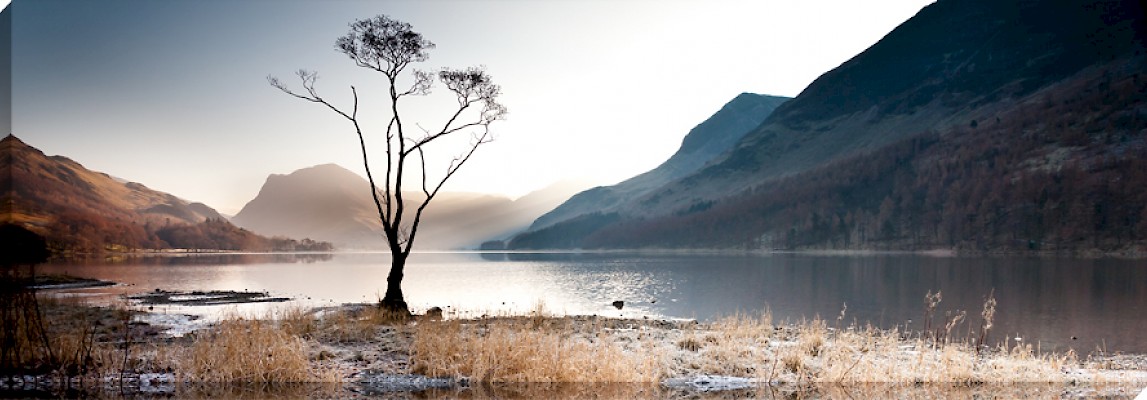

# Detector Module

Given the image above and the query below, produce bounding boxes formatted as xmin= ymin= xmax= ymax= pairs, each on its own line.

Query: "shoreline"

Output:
xmin=31 ymin=273 xmax=1147 ymax=356
xmin=41 ymin=246 xmax=1147 ymax=260
xmin=6 ymin=298 xmax=1147 ymax=398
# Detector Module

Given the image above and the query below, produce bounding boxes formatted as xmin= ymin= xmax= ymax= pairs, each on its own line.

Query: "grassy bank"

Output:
xmin=4 ymin=296 xmax=1145 ymax=397
xmin=407 ymin=307 xmax=1137 ymax=385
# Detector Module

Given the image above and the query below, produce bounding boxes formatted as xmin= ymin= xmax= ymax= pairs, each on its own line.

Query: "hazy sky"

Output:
xmin=9 ymin=0 xmax=933 ymax=214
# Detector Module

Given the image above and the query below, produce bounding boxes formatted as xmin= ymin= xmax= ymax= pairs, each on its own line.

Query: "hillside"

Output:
xmin=231 ymin=164 xmax=584 ymax=250
xmin=510 ymin=0 xmax=1147 ymax=253
xmin=1 ymin=135 xmax=327 ymax=253
xmin=529 ymin=93 xmax=789 ymax=231
xmin=231 ymin=164 xmax=381 ymax=249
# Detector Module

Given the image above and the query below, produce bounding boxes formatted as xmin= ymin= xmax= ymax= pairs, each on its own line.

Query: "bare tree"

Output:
xmin=269 ymin=15 xmax=506 ymax=314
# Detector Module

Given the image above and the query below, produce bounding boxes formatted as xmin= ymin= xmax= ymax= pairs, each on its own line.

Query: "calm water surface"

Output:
xmin=37 ymin=252 xmax=1147 ymax=353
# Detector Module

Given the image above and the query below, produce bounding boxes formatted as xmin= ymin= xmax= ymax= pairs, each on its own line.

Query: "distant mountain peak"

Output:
xmin=283 ymin=163 xmax=354 ymax=176
xmin=268 ymin=163 xmax=362 ymax=183
xmin=2 ymin=134 xmax=34 ymax=151
xmin=675 ymin=93 xmax=790 ymax=159
xmin=233 ymin=163 xmax=578 ymax=250
xmin=306 ymin=162 xmax=349 ymax=171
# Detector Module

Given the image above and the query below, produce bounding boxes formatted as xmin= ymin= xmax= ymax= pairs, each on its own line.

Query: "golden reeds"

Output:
xmin=410 ymin=316 xmax=665 ymax=383
xmin=15 ymin=293 xmax=1146 ymax=390
xmin=403 ymin=302 xmax=1133 ymax=386
xmin=168 ymin=315 xmax=316 ymax=383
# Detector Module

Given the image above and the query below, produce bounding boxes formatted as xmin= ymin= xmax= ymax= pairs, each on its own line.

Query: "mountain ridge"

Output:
xmin=528 ymin=92 xmax=789 ymax=230
xmin=1 ymin=135 xmax=323 ymax=252
xmin=652 ymin=0 xmax=1147 ymax=212
xmin=231 ymin=163 xmax=586 ymax=250
xmin=510 ymin=0 xmax=1147 ymax=253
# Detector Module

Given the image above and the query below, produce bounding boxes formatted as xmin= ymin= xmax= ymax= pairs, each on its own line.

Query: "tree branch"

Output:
xmin=273 ymin=16 xmax=505 ymax=266
xmin=267 ymin=72 xmax=391 ymax=233
xmin=403 ymin=126 xmax=493 ymax=254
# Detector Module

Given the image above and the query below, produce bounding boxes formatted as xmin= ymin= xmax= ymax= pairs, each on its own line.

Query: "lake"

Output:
xmin=35 ymin=251 xmax=1147 ymax=354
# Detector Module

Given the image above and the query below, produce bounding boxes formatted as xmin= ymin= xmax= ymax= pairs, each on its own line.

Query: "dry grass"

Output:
xmin=307 ymin=305 xmax=407 ymax=344
xmin=804 ymin=325 xmax=1076 ymax=384
xmin=667 ymin=310 xmax=778 ymax=378
xmin=404 ymin=302 xmax=1140 ymax=386
xmin=0 ymin=294 xmax=126 ymax=377
xmin=204 ymin=297 xmax=1100 ymax=386
xmin=410 ymin=304 xmax=666 ymax=383
xmin=665 ymin=309 xmax=1082 ymax=384
xmin=12 ymin=293 xmax=1145 ymax=394
xmin=274 ymin=306 xmax=318 ymax=338
xmin=156 ymin=304 xmax=411 ymax=383
xmin=161 ymin=313 xmax=339 ymax=383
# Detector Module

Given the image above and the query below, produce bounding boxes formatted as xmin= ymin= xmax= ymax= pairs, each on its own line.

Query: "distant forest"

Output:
xmin=44 ymin=215 xmax=333 ymax=254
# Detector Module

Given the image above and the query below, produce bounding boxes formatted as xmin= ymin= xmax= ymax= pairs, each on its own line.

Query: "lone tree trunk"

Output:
xmin=270 ymin=15 xmax=506 ymax=315
xmin=381 ymin=253 xmax=407 ymax=312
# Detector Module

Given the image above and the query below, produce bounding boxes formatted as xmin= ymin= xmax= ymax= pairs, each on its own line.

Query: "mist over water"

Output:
xmin=39 ymin=252 xmax=1147 ymax=353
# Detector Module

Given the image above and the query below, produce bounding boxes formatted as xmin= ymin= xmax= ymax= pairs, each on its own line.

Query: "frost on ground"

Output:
xmin=661 ymin=375 xmax=756 ymax=391
xmin=11 ymin=301 xmax=1147 ymax=398
xmin=133 ymin=312 xmax=209 ymax=337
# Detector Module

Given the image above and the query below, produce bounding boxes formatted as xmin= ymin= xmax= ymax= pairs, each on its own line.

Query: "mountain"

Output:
xmin=511 ymin=0 xmax=1147 ymax=254
xmin=528 ymin=93 xmax=790 ymax=231
xmin=1 ymin=135 xmax=319 ymax=252
xmin=231 ymin=164 xmax=586 ymax=250
xmin=231 ymin=164 xmax=380 ymax=249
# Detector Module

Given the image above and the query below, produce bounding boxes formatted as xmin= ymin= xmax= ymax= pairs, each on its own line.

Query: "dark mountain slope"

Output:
xmin=512 ymin=0 xmax=1147 ymax=252
xmin=654 ymin=0 xmax=1147 ymax=214
xmin=584 ymin=55 xmax=1147 ymax=252
xmin=773 ymin=0 xmax=1142 ymax=126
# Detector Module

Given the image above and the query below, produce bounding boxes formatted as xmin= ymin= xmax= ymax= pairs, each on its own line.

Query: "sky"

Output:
xmin=8 ymin=0 xmax=934 ymax=215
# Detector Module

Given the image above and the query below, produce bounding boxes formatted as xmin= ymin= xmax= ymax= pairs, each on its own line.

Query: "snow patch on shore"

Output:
xmin=662 ymin=375 xmax=757 ymax=391
xmin=133 ymin=312 xmax=209 ymax=337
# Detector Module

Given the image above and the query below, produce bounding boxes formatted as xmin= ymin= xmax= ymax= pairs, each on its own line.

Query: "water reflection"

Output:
xmin=35 ymin=252 xmax=1147 ymax=353
xmin=508 ymin=253 xmax=1147 ymax=353
xmin=55 ymin=252 xmax=334 ymax=267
